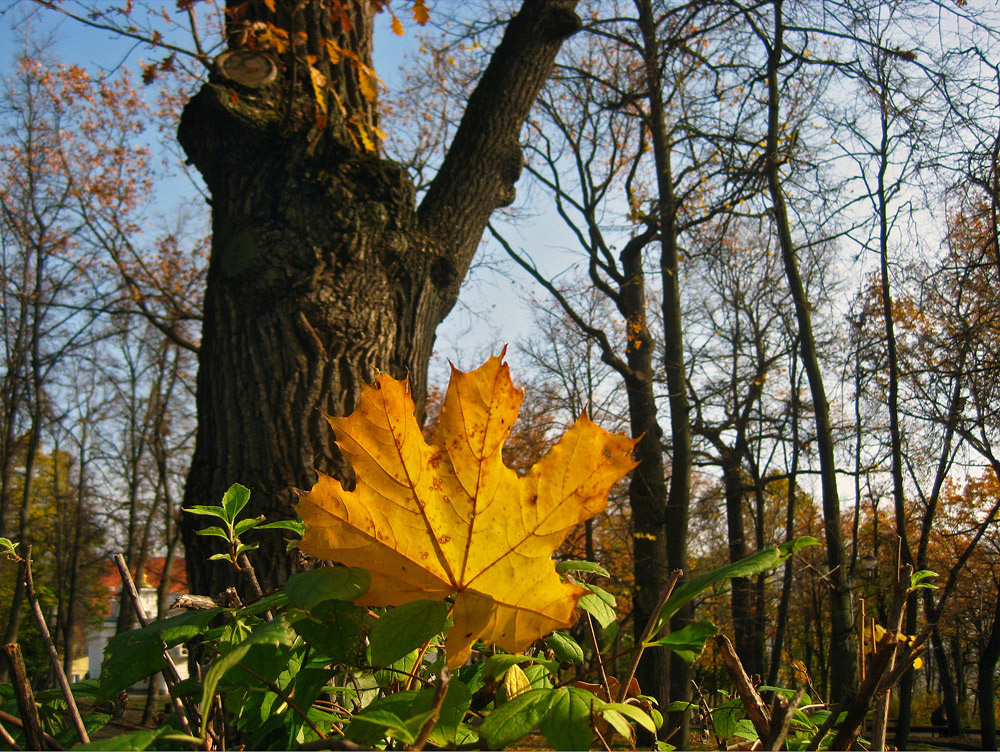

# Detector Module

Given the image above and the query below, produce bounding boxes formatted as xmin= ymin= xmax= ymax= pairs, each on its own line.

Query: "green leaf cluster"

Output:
xmin=0 ymin=484 xmax=834 ymax=751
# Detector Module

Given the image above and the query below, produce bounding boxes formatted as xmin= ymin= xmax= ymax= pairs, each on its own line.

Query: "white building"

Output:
xmin=84 ymin=558 xmax=190 ymax=688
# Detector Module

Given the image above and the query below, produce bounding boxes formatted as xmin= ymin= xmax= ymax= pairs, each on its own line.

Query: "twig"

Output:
xmin=0 ymin=714 xmax=21 ymax=750
xmin=237 ymin=551 xmax=273 ymax=621
xmin=114 ymin=554 xmax=197 ymax=735
xmin=767 ymin=687 xmax=805 ymax=750
xmin=1 ymin=644 xmax=46 ymax=751
xmin=412 ymin=665 xmax=450 ymax=752
xmin=586 ymin=612 xmax=612 ymax=701
xmin=714 ymin=634 xmax=771 ymax=743
xmin=872 ymin=562 xmax=912 ymax=751
xmin=0 ymin=708 xmax=63 ymax=750
xmin=618 ymin=569 xmax=683 ymax=703
xmin=217 ymin=650 xmax=329 ymax=740
xmin=22 ymin=547 xmax=90 ymax=744
xmin=825 ymin=634 xmax=897 ymax=751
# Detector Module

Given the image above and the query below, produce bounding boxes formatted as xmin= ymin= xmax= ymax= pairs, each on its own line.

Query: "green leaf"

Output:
xmin=734 ymin=718 xmax=759 ymax=741
xmin=369 ymin=599 xmax=449 ymax=667
xmin=579 ymin=584 xmax=617 ymax=628
xmin=646 ymin=619 xmax=718 ymax=663
xmin=235 ymin=542 xmax=259 ymax=557
xmin=168 ymin=677 xmax=202 ymax=699
xmin=373 ymin=647 xmax=420 ymax=688
xmin=257 ymin=519 xmax=306 ymax=535
xmin=97 ymin=634 xmax=167 ymax=703
xmin=95 ymin=610 xmax=219 ymax=703
xmin=293 ymin=605 xmax=367 ymax=664
xmin=235 ymin=590 xmax=289 ymax=618
xmin=711 ymin=699 xmax=742 ymax=740
xmin=601 ymin=702 xmax=658 ymax=733
xmin=544 ymin=631 xmax=585 ymax=663
xmin=0 ymin=537 xmax=18 ymax=558
xmin=195 ymin=525 xmax=231 ymax=540
xmin=347 ymin=710 xmax=415 ymax=745
xmin=199 ymin=617 xmax=295 ymax=736
xmin=208 ymin=553 xmax=232 ymax=562
xmin=71 ymin=726 xmax=170 ymax=750
xmin=910 ymin=570 xmax=939 ymax=590
xmin=157 ymin=608 xmax=226 ymax=647
xmin=556 ymin=559 xmax=610 ymax=577
xmin=658 ymin=537 xmax=820 ymax=628
xmin=522 ymin=662 xmax=555 ymax=690
xmin=479 ymin=688 xmax=555 ymax=749
xmin=663 ymin=700 xmax=697 ymax=712
xmin=184 ymin=505 xmax=229 ymax=521
xmin=539 ymin=687 xmax=596 ymax=751
xmin=481 ymin=653 xmax=559 ymax=681
xmin=601 ymin=708 xmax=634 ymax=741
xmin=347 ymin=679 xmax=472 ymax=748
xmin=234 ymin=516 xmax=264 ymax=536
xmin=285 ymin=567 xmax=370 ymax=611
xmin=221 ymin=483 xmax=252 ymax=521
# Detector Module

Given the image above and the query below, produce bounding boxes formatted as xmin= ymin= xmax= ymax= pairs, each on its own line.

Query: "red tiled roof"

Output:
xmin=97 ymin=557 xmax=188 ymax=596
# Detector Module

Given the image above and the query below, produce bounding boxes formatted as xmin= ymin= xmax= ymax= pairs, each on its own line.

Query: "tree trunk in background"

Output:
xmin=763 ymin=0 xmax=854 ymax=700
xmin=618 ymin=238 xmax=670 ymax=734
xmin=634 ymin=0 xmax=692 ymax=736
xmin=722 ymin=454 xmax=756 ymax=674
xmin=929 ymin=622 xmax=962 ymax=735
xmin=979 ymin=584 xmax=1000 ymax=751
xmin=768 ymin=354 xmax=801 ymax=687
xmin=178 ymin=0 xmax=582 ymax=595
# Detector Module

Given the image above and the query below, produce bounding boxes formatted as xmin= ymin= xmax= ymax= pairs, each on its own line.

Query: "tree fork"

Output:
xmin=179 ymin=0 xmax=581 ymax=595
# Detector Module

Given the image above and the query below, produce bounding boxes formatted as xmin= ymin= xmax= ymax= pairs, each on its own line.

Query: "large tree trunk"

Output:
xmin=178 ymin=0 xmax=582 ymax=595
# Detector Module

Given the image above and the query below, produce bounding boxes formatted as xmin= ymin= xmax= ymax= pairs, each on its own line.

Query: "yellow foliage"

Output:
xmin=297 ymin=355 xmax=637 ymax=667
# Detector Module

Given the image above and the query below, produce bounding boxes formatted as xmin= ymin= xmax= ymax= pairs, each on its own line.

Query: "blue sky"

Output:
xmin=0 ymin=2 xmax=552 ymax=383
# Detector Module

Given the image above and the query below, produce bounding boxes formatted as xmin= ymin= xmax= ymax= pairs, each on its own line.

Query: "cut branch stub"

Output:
xmin=215 ymin=50 xmax=278 ymax=87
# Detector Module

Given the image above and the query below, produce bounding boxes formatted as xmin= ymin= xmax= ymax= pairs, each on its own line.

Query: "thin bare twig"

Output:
xmin=22 ymin=546 xmax=90 ymax=744
xmin=0 ymin=707 xmax=63 ymax=750
xmin=586 ymin=612 xmax=612 ymax=701
xmin=0 ymin=717 xmax=19 ymax=750
xmin=618 ymin=569 xmax=683 ymax=704
xmin=412 ymin=665 xmax=450 ymax=752
xmin=113 ymin=554 xmax=196 ymax=735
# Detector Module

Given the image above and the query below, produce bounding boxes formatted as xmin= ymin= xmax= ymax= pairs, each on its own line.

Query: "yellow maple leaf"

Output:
xmin=297 ymin=355 xmax=637 ymax=668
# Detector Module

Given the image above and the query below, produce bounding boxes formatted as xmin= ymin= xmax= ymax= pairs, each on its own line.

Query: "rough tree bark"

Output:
xmin=178 ymin=0 xmax=582 ymax=595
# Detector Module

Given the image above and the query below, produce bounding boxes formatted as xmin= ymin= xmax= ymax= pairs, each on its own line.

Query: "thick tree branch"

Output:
xmin=418 ymin=0 xmax=581 ymax=291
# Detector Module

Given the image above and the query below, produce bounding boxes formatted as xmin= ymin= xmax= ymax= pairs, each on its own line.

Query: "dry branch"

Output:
xmin=22 ymin=547 xmax=90 ymax=744
xmin=1 ymin=644 xmax=46 ymax=751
